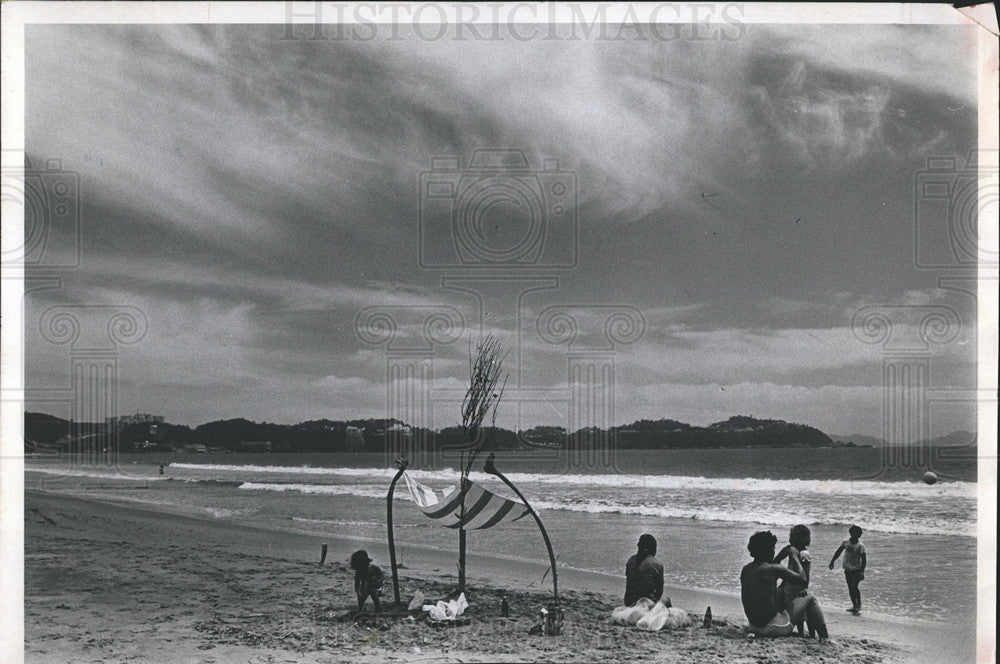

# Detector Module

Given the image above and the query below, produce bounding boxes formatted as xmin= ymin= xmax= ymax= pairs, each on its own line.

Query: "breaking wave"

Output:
xmin=26 ymin=466 xmax=168 ymax=481
xmin=237 ymin=480 xmax=974 ymax=537
xmin=173 ymin=463 xmax=975 ymax=500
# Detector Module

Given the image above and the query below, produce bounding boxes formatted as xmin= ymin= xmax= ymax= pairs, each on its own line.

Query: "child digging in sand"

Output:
xmin=774 ymin=525 xmax=815 ymax=637
xmin=350 ymin=550 xmax=384 ymax=614
xmin=829 ymin=525 xmax=867 ymax=614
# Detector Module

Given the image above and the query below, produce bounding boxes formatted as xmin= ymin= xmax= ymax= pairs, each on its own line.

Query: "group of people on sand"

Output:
xmin=623 ymin=525 xmax=867 ymax=641
xmin=349 ymin=523 xmax=868 ymax=640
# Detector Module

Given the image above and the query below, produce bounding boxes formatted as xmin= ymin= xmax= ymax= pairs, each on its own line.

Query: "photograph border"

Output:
xmin=2 ymin=3 xmax=996 ymax=662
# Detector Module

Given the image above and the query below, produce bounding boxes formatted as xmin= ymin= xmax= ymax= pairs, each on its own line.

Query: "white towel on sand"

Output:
xmin=611 ymin=597 xmax=656 ymax=625
xmin=612 ymin=598 xmax=691 ymax=631
xmin=636 ymin=602 xmax=692 ymax=631
xmin=422 ymin=593 xmax=468 ymax=622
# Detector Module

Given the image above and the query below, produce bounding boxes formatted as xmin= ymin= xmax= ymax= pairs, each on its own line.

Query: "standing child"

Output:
xmin=774 ymin=524 xmax=815 ymax=636
xmin=829 ymin=525 xmax=866 ymax=613
xmin=350 ymin=550 xmax=384 ymax=614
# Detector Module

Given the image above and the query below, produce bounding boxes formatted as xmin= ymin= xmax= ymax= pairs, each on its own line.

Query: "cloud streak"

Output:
xmin=22 ymin=23 xmax=979 ymax=435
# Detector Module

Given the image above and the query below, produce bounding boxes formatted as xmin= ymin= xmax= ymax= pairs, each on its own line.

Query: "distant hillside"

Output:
xmin=26 ymin=411 xmax=972 ymax=453
xmin=830 ymin=431 xmax=977 ymax=448
xmin=24 ymin=412 xmax=72 ymax=444
xmin=192 ymin=417 xmax=412 ymax=452
xmin=829 ymin=433 xmax=886 ymax=447
xmin=608 ymin=415 xmax=834 ymax=450
xmin=923 ymin=431 xmax=977 ymax=448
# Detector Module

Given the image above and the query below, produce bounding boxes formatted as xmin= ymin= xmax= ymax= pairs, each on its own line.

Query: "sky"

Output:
xmin=22 ymin=21 xmax=980 ymax=437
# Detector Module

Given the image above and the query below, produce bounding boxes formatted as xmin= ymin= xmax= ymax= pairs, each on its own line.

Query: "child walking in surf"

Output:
xmin=829 ymin=525 xmax=866 ymax=613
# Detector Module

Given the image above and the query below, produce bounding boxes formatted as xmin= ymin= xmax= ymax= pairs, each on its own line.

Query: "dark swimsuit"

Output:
xmin=624 ymin=554 xmax=664 ymax=606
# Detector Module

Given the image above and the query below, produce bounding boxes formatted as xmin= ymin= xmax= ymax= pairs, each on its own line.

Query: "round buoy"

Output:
xmin=922 ymin=471 xmax=938 ymax=485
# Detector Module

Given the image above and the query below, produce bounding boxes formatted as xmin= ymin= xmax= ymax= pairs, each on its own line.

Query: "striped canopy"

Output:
xmin=403 ymin=473 xmax=530 ymax=530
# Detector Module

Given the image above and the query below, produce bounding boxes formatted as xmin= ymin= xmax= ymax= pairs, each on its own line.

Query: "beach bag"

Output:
xmin=611 ymin=597 xmax=656 ymax=625
xmin=637 ymin=602 xmax=691 ymax=631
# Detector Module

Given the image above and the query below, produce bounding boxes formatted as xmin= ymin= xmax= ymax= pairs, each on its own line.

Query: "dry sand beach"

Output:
xmin=25 ymin=490 xmax=974 ymax=664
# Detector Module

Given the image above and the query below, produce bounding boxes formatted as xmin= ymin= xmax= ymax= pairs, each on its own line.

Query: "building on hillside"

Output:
xmin=344 ymin=426 xmax=365 ymax=451
xmin=239 ymin=440 xmax=272 ymax=453
xmin=106 ymin=413 xmax=165 ymax=429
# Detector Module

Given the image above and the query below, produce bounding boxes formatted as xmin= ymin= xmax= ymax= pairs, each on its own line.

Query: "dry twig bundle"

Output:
xmin=457 ymin=334 xmax=509 ymax=590
xmin=460 ymin=334 xmax=509 ymax=478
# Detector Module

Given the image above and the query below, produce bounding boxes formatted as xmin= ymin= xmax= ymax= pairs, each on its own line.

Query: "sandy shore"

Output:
xmin=22 ymin=490 xmax=972 ymax=663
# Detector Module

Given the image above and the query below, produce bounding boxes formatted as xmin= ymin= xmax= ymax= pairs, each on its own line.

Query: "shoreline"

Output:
xmin=25 ymin=447 xmax=980 ymax=485
xmin=24 ymin=490 xmax=975 ymax=663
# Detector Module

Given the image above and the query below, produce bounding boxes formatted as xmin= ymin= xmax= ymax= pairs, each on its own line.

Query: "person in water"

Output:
xmin=624 ymin=533 xmax=667 ymax=606
xmin=740 ymin=531 xmax=829 ymax=641
xmin=829 ymin=524 xmax=867 ymax=613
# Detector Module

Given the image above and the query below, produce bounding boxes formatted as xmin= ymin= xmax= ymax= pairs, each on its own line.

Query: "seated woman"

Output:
xmin=774 ymin=524 xmax=827 ymax=638
xmin=740 ymin=531 xmax=829 ymax=640
xmin=624 ymin=533 xmax=667 ymax=607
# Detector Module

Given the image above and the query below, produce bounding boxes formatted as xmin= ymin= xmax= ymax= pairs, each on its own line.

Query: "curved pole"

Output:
xmin=458 ymin=452 xmax=467 ymax=592
xmin=484 ymin=454 xmax=558 ymax=601
xmin=386 ymin=458 xmax=409 ymax=607
xmin=458 ymin=476 xmax=468 ymax=592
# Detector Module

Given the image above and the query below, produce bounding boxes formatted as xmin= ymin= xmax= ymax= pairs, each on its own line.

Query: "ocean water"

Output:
xmin=25 ymin=448 xmax=979 ymax=624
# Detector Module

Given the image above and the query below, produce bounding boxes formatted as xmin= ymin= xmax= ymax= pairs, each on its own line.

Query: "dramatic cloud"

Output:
xmin=22 ymin=23 xmax=979 ymax=435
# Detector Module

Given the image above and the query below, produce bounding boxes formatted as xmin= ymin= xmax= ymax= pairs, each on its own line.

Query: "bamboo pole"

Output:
xmin=458 ymin=523 xmax=467 ymax=590
xmin=484 ymin=453 xmax=558 ymax=601
xmin=458 ymin=336 xmax=509 ymax=592
xmin=386 ymin=457 xmax=408 ymax=607
xmin=458 ymin=453 xmax=467 ymax=591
